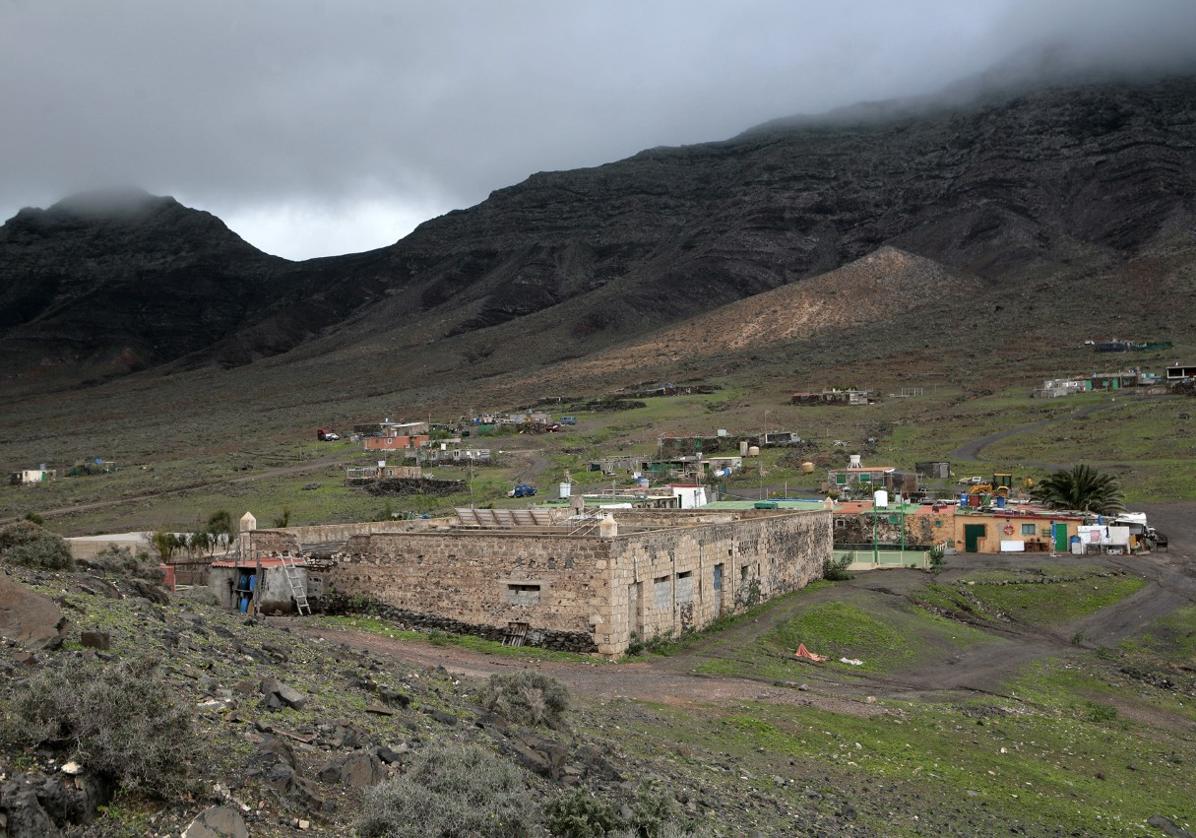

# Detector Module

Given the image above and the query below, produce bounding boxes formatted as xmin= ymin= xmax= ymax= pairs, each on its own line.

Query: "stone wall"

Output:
xmin=606 ymin=510 xmax=829 ymax=652
xmin=321 ymin=509 xmax=831 ymax=656
xmin=327 ymin=530 xmax=615 ymax=645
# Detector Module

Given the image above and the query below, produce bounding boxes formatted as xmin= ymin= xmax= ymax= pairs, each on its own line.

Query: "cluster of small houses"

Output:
xmin=1034 ymin=363 xmax=1196 ymax=398
xmin=8 ymin=458 xmax=117 ymax=486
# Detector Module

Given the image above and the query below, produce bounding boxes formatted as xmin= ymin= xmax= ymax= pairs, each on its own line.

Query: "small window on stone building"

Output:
xmin=834 ymin=518 xmax=846 ymax=529
xmin=506 ymin=583 xmax=541 ymax=606
xmin=675 ymin=571 xmax=694 ymax=604
xmin=654 ymin=575 xmax=671 ymax=610
xmin=740 ymin=565 xmax=749 ymax=584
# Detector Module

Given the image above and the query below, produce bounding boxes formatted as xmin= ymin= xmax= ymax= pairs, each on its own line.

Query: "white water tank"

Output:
xmin=559 ymin=482 xmax=572 ymax=498
xmin=747 ymin=446 xmax=760 ymax=456
xmin=849 ymin=454 xmax=862 ymax=468
xmin=873 ymin=490 xmax=889 ymax=509
xmin=739 ymin=440 xmax=749 ymax=456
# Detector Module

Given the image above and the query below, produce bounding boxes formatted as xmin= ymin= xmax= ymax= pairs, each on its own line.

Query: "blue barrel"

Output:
xmin=995 ymin=495 xmax=1006 ymax=509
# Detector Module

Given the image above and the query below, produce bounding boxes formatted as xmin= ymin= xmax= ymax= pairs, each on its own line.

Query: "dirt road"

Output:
xmin=948 ymin=400 xmax=1118 ymax=465
xmin=294 ymin=502 xmax=1195 ymax=708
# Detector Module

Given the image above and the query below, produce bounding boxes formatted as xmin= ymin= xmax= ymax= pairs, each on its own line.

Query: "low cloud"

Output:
xmin=2 ymin=0 xmax=1193 ymax=258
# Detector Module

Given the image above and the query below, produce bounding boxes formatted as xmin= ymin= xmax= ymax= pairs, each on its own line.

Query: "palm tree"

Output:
xmin=1030 ymin=465 xmax=1124 ymax=514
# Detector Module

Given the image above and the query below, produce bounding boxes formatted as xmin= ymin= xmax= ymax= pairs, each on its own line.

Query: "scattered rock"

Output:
xmin=375 ymin=744 xmax=407 ymax=764
xmin=0 ymin=575 xmax=67 ymax=650
xmin=317 ymin=752 xmax=385 ymax=789
xmin=1147 ymin=814 xmax=1193 ymax=838
xmin=424 ymin=708 xmax=458 ymax=726
xmin=260 ymin=677 xmax=307 ymax=710
xmin=182 ymin=804 xmax=248 ymax=838
xmin=79 ymin=630 xmax=110 ymax=650
xmin=501 ymin=731 xmax=568 ymax=781
xmin=128 ymin=578 xmax=170 ymax=604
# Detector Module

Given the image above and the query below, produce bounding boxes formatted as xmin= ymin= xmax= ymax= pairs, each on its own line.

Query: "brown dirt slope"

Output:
xmin=558 ymin=246 xmax=979 ymax=374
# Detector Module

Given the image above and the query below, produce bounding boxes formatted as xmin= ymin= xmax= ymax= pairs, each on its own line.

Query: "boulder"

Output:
xmin=80 ymin=630 xmax=110 ymax=650
xmin=0 ymin=575 xmax=66 ymax=650
xmin=503 ymin=731 xmax=568 ymax=781
xmin=182 ymin=805 xmax=248 ymax=838
xmin=317 ymin=753 xmax=385 ymax=789
xmin=260 ymin=677 xmax=307 ymax=710
xmin=0 ymin=785 xmax=61 ymax=838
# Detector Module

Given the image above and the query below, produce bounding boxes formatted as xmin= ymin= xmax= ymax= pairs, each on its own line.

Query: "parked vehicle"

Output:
xmin=560 ymin=416 xmax=577 ymax=425
xmin=317 ymin=428 xmax=340 ymax=441
xmin=507 ymin=483 xmax=537 ymax=498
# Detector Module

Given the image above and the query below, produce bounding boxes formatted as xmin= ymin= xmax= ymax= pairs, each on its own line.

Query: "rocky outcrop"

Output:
xmin=0 ymin=574 xmax=66 ymax=650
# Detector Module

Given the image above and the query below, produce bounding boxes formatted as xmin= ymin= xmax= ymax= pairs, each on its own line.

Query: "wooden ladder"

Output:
xmin=280 ymin=555 xmax=311 ymax=616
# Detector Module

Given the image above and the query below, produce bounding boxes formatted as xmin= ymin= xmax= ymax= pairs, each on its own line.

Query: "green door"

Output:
xmin=964 ymin=524 xmax=986 ymax=553
xmin=1052 ymin=523 xmax=1068 ymax=552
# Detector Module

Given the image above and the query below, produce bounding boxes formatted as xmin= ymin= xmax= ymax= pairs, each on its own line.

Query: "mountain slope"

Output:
xmin=2 ymin=75 xmax=1195 ymax=392
xmin=559 ymin=247 xmax=980 ymax=374
xmin=0 ymin=190 xmax=291 ymax=379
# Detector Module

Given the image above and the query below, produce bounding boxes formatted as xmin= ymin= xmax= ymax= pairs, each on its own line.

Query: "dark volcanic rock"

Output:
xmin=3 ymin=76 xmax=1196 ymax=390
xmin=0 ymin=575 xmax=66 ymax=650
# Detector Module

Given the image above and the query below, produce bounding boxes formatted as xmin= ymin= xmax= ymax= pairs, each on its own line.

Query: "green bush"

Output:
xmin=544 ymin=789 xmax=621 ymax=837
xmin=0 ymin=521 xmax=74 ymax=569
xmin=623 ymin=779 xmax=684 ymax=838
xmin=482 ymin=671 xmax=570 ymax=729
xmin=822 ymin=554 xmax=854 ymax=581
xmin=545 ymin=781 xmax=700 ymax=838
xmin=89 ymin=545 xmax=161 ymax=578
xmin=5 ymin=656 xmax=199 ymax=798
xmin=358 ymin=742 xmax=535 ymax=838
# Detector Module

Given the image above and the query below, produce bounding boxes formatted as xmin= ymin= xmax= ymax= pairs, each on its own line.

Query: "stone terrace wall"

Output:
xmin=325 ymin=531 xmax=615 ymax=651
xmin=607 ymin=510 xmax=830 ymax=654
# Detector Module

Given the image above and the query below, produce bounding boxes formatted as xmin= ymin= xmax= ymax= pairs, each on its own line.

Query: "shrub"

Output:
xmin=358 ymin=742 xmax=535 ymax=838
xmin=89 ymin=545 xmax=161 ymax=578
xmin=151 ymin=530 xmax=184 ymax=560
xmin=5 ymin=656 xmax=199 ymax=798
xmin=206 ymin=510 xmax=232 ymax=537
xmin=549 ymin=780 xmax=700 ymax=838
xmin=822 ymin=554 xmax=853 ymax=581
xmin=482 ymin=671 xmax=570 ymax=729
xmin=0 ymin=520 xmax=74 ymax=569
xmin=544 ymin=789 xmax=621 ymax=838
xmin=624 ymin=779 xmax=683 ymax=838
xmin=23 ymin=511 xmax=45 ymax=525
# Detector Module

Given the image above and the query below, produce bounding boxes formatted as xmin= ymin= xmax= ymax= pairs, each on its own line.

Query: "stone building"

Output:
xmin=236 ymin=507 xmax=831 ymax=656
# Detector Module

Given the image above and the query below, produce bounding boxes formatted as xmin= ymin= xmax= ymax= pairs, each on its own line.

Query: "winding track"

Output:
xmin=296 ymin=501 xmax=1196 ymax=708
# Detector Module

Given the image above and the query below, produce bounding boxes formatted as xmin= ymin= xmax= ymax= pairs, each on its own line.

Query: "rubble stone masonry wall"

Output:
xmin=607 ymin=511 xmax=829 ymax=652
xmin=324 ymin=510 xmax=831 ymax=655
xmin=328 ymin=531 xmax=615 ymax=648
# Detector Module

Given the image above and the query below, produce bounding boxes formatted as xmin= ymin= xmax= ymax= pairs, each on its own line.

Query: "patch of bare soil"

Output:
xmin=302 ymin=626 xmax=884 ymax=718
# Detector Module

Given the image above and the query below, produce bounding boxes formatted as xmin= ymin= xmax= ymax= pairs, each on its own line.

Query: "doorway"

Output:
xmin=963 ymin=524 xmax=986 ymax=553
xmin=712 ymin=564 xmax=724 ymax=617
xmin=627 ymin=582 xmax=643 ymax=639
xmin=1052 ymin=523 xmax=1069 ymax=552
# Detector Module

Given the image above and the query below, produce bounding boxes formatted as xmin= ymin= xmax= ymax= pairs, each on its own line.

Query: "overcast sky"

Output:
xmin=2 ymin=1 xmax=1194 ymax=259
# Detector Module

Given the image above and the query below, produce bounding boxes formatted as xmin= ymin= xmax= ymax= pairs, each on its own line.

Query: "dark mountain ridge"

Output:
xmin=2 ymin=74 xmax=1195 ymax=392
